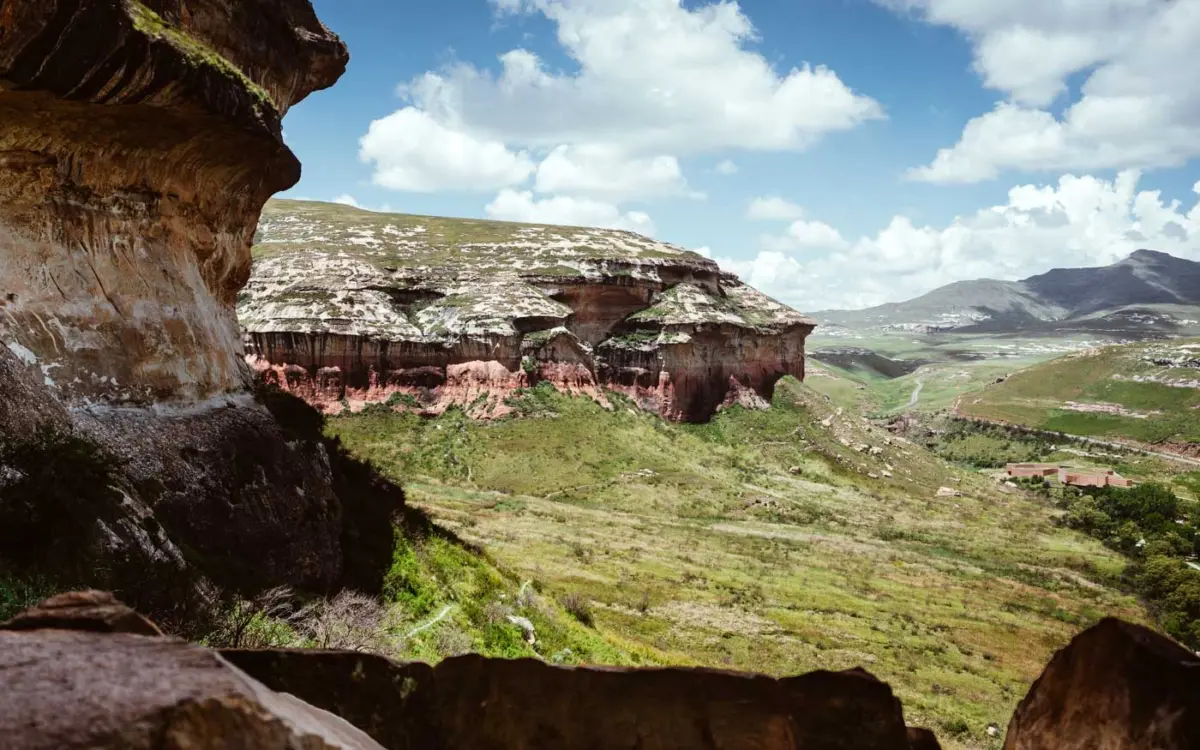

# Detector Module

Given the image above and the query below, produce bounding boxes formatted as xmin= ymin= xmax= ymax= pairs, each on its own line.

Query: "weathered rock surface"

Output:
xmin=0 ymin=593 xmax=383 ymax=750
xmin=240 ymin=200 xmax=816 ymax=422
xmin=0 ymin=1 xmax=397 ymax=607
xmin=1003 ymin=617 xmax=1200 ymax=750
xmin=226 ymin=648 xmax=931 ymax=749
xmin=3 ymin=592 xmax=940 ymax=750
xmin=2 ymin=590 xmax=162 ymax=636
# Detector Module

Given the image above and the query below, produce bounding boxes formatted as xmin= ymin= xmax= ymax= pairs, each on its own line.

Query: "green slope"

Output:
xmin=327 ymin=379 xmax=1146 ymax=748
xmin=958 ymin=339 xmax=1200 ymax=446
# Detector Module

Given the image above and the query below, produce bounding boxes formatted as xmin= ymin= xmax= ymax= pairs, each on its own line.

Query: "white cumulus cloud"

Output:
xmin=485 ymin=189 xmax=656 ymax=235
xmin=714 ymin=159 xmax=739 ymax=175
xmin=746 ymin=196 xmax=806 ymax=221
xmin=534 ymin=144 xmax=697 ymax=201
xmin=718 ymin=171 xmax=1200 ymax=310
xmin=881 ymin=0 xmax=1200 ymax=183
xmin=761 ymin=219 xmax=848 ymax=252
xmin=410 ymin=0 xmax=883 ymax=155
xmin=359 ymin=107 xmax=535 ymax=192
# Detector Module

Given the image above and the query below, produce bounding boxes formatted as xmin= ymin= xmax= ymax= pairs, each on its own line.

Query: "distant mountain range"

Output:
xmin=815 ymin=250 xmax=1200 ymax=335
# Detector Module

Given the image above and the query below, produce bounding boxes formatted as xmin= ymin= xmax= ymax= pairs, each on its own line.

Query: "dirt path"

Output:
xmin=406 ymin=605 xmax=454 ymax=638
xmin=906 ymin=379 xmax=924 ymax=410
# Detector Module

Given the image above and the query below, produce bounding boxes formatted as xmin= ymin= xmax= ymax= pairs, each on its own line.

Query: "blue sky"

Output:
xmin=281 ymin=0 xmax=1200 ymax=311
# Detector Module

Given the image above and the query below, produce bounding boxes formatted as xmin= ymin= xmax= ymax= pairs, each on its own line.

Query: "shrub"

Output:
xmin=289 ymin=590 xmax=389 ymax=652
xmin=435 ymin=624 xmax=473 ymax=657
xmin=559 ymin=592 xmax=595 ymax=627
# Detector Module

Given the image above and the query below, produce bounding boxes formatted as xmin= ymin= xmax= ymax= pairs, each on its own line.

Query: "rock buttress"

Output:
xmin=0 ymin=2 xmax=397 ymax=606
xmin=239 ymin=200 xmax=817 ymax=422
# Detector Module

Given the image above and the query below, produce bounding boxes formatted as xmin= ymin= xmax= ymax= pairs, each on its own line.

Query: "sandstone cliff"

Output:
xmin=0 ymin=1 xmax=396 ymax=608
xmin=240 ymin=200 xmax=816 ymax=422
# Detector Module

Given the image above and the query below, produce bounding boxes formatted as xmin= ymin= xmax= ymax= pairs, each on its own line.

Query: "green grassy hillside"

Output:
xmin=327 ymin=379 xmax=1146 ymax=749
xmin=957 ymin=339 xmax=1200 ymax=447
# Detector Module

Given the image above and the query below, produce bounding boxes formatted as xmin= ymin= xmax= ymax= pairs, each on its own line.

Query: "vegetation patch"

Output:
xmin=327 ymin=377 xmax=1149 ymax=745
xmin=127 ymin=1 xmax=274 ymax=110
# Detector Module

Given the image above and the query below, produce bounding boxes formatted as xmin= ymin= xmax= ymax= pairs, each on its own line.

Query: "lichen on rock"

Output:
xmin=240 ymin=200 xmax=817 ymax=422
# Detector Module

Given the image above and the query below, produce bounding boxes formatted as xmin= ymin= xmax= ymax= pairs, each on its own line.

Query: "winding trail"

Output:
xmin=405 ymin=605 xmax=454 ymax=638
xmin=906 ymin=379 xmax=924 ymax=410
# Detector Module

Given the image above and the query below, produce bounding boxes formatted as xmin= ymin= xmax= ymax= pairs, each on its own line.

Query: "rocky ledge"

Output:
xmin=8 ymin=591 xmax=1200 ymax=749
xmin=239 ymin=200 xmax=816 ymax=422
xmin=2 ymin=591 xmax=939 ymax=750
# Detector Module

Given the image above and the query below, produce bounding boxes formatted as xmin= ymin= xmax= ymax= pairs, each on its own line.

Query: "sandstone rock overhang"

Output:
xmin=0 ymin=0 xmax=347 ymax=405
xmin=239 ymin=199 xmax=817 ymax=422
xmin=0 ymin=2 xmax=400 ymax=602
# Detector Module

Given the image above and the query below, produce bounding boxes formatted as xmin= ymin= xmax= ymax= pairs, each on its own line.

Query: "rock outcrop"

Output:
xmin=228 ymin=650 xmax=927 ymax=749
xmin=0 ymin=592 xmax=384 ymax=750
xmin=0 ymin=1 xmax=397 ymax=608
xmin=239 ymin=200 xmax=816 ymax=422
xmin=1003 ymin=617 xmax=1200 ymax=750
xmin=3 ymin=591 xmax=938 ymax=750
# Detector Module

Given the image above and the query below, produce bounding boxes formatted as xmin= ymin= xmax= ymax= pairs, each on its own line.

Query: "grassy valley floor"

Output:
xmin=327 ymin=378 xmax=1147 ymax=749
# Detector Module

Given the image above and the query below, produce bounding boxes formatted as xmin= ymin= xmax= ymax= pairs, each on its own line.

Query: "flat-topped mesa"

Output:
xmin=0 ymin=0 xmax=347 ymax=405
xmin=240 ymin=200 xmax=816 ymax=422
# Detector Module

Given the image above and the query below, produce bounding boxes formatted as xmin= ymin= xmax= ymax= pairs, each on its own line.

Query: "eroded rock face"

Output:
xmin=1003 ymin=617 xmax=1200 ymax=750
xmin=0 ymin=0 xmax=345 ymax=405
xmin=0 ymin=2 xmax=397 ymax=603
xmin=239 ymin=200 xmax=816 ymax=422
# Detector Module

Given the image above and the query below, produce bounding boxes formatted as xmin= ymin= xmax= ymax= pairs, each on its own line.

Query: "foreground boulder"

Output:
xmin=240 ymin=200 xmax=816 ymax=423
xmin=1004 ymin=617 xmax=1200 ymax=749
xmin=225 ymin=649 xmax=932 ymax=749
xmin=0 ymin=592 xmax=383 ymax=750
xmin=4 ymin=592 xmax=936 ymax=749
xmin=0 ymin=1 xmax=397 ymax=605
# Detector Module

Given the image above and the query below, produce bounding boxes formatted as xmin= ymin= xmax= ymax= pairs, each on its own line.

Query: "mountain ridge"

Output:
xmin=816 ymin=250 xmax=1200 ymax=333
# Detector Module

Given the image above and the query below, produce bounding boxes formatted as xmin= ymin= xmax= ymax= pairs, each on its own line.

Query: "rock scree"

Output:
xmin=239 ymin=200 xmax=816 ymax=422
xmin=0 ymin=0 xmax=397 ymax=608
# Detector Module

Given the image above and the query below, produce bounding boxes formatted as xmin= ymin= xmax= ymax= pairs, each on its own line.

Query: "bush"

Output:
xmin=1061 ymin=482 xmax=1200 ymax=648
xmin=290 ymin=590 xmax=389 ymax=652
xmin=559 ymin=592 xmax=595 ymax=627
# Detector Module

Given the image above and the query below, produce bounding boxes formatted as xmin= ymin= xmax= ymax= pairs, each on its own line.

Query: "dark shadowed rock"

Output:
xmin=906 ymin=727 xmax=942 ymax=750
xmin=220 ymin=649 xmax=440 ymax=749
xmin=225 ymin=648 xmax=930 ymax=749
xmin=0 ymin=592 xmax=942 ymax=749
xmin=1004 ymin=617 xmax=1200 ymax=750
